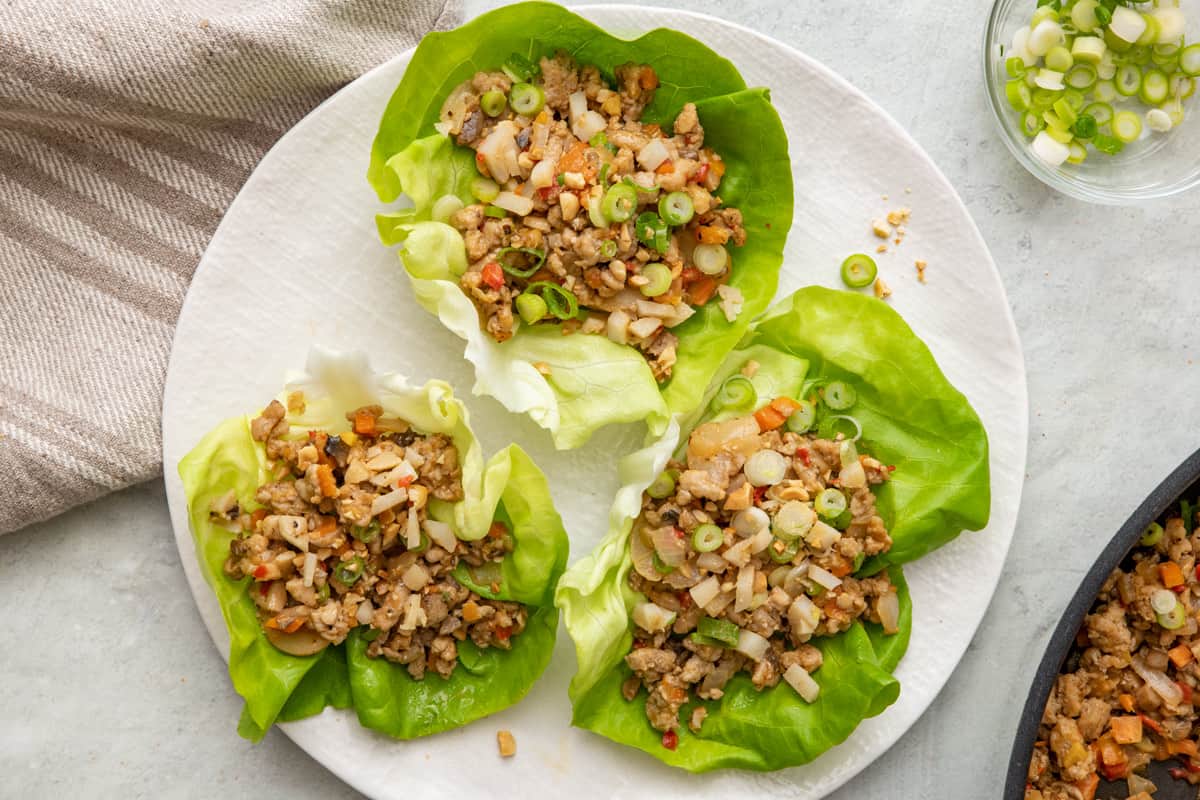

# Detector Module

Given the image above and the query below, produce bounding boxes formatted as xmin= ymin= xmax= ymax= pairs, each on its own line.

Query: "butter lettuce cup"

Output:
xmin=557 ymin=286 xmax=991 ymax=771
xmin=179 ymin=348 xmax=568 ymax=741
xmin=369 ymin=1 xmax=792 ymax=449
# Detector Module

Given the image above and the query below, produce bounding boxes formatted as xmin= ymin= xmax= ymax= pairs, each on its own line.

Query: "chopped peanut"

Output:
xmin=497 ymin=729 xmax=517 ymax=758
xmin=873 ymin=278 xmax=892 ymax=300
xmin=915 ymin=259 xmax=927 ymax=284
xmin=871 ymin=219 xmax=891 ymax=239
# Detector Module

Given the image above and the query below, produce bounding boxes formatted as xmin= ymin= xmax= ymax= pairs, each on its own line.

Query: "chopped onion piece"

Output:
xmin=606 ymin=309 xmax=631 ymax=345
xmin=494 ymin=191 xmax=534 ymax=216
xmin=530 ymin=158 xmax=557 ymax=189
xmin=690 ymin=575 xmax=722 ymax=608
xmin=808 ymin=564 xmax=843 ymax=591
xmin=1132 ymin=655 xmax=1184 ymax=706
xmin=783 ymin=664 xmax=820 ymax=703
xmin=632 ymin=602 xmax=677 ymax=633
xmin=783 ymin=563 xmax=811 ymax=597
xmin=636 ymin=138 xmax=671 ymax=171
xmin=356 ymin=598 xmax=375 ymax=625
xmin=805 ymin=521 xmax=841 ymax=552
xmin=650 ymin=525 xmax=688 ymax=566
xmin=406 ymin=506 xmax=421 ymax=548
xmin=735 ymin=628 xmax=770 ymax=661
xmin=876 ymin=589 xmax=901 ymax=635
xmin=399 ymin=593 xmax=427 ymax=631
xmin=696 ymin=552 xmax=728 ymax=573
xmin=274 ymin=515 xmax=309 ymax=552
xmin=788 ymin=594 xmax=821 ymax=637
xmin=402 ymin=562 xmax=431 ymax=591
xmin=1146 ymin=108 xmax=1173 ymax=132
xmin=302 ymin=552 xmax=318 ymax=587
xmin=748 ymin=527 xmax=774 ymax=554
xmin=735 ymin=565 xmax=755 ymax=612
xmin=839 ymin=459 xmax=867 ymax=490
xmin=631 ymin=525 xmax=661 ymax=581
xmin=568 ymin=90 xmax=588 ymax=124
xmin=423 ymin=519 xmax=457 ymax=551
xmin=722 ymin=537 xmax=754 ymax=567
xmin=772 ymin=501 xmax=816 ymax=541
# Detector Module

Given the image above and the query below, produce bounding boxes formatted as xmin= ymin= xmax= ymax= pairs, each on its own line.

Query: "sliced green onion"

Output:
xmin=815 ymin=488 xmax=848 ymax=519
xmin=1094 ymin=5 xmax=1112 ymax=26
xmin=1126 ymin=46 xmax=1154 ymax=67
xmin=635 ymin=212 xmax=669 ymax=254
xmin=1031 ymin=87 xmax=1063 ymax=110
xmin=1007 ymin=79 xmax=1033 ymax=111
xmin=646 ymin=470 xmax=677 ymax=499
xmin=639 ymin=263 xmax=673 ymax=297
xmin=484 ymin=205 xmax=508 ymax=219
xmin=1071 ymin=35 xmax=1106 ymax=64
xmin=785 ymin=399 xmax=817 ymax=433
xmin=497 ymin=246 xmax=546 ymax=278
xmin=1062 ymin=88 xmax=1086 ymax=111
xmin=350 ymin=521 xmax=380 ymax=543
xmin=601 ymin=183 xmax=639 ymax=223
xmin=1151 ymin=588 xmax=1178 ymax=615
xmin=769 ymin=538 xmax=801 ymax=564
xmin=501 ymin=53 xmax=538 ymax=83
xmin=696 ymin=616 xmax=740 ymax=647
xmin=819 ymin=414 xmax=863 ymax=442
xmin=1072 ymin=112 xmax=1099 ymax=139
xmin=1083 ymin=102 xmax=1114 ymax=127
xmin=840 ymin=253 xmax=877 ymax=288
xmin=509 ymin=83 xmax=545 ymax=116
xmin=333 ymin=555 xmax=366 ymax=586
xmin=1112 ymin=109 xmax=1143 ymax=142
xmin=693 ymin=243 xmax=728 ymax=276
xmin=1181 ymin=44 xmax=1200 ymax=77
xmin=1065 ymin=63 xmax=1098 ymax=89
xmin=600 ymin=239 xmax=618 ymax=258
xmin=1137 ymin=14 xmax=1161 ymax=46
xmin=1071 ymin=0 xmax=1100 ymax=32
xmin=1066 ymin=140 xmax=1088 ymax=164
xmin=471 ymin=176 xmax=500 ymax=203
xmin=1171 ymin=74 xmax=1196 ymax=100
xmin=516 ymin=292 xmax=548 ymax=324
xmin=714 ymin=375 xmax=757 ymax=411
xmin=1140 ymin=68 xmax=1170 ymax=103
xmin=823 ymin=380 xmax=857 ymax=410
xmin=1092 ymin=133 xmax=1125 ymax=154
xmin=1046 ymin=45 xmax=1074 ymax=72
xmin=652 ymin=551 xmax=675 ymax=575
xmin=1006 ymin=56 xmax=1028 ymax=78
xmin=659 ymin=192 xmax=694 ymax=226
xmin=1032 ymin=6 xmax=1060 ymax=26
xmin=409 ymin=531 xmax=429 ymax=554
xmin=432 ymin=194 xmax=464 ymax=224
xmin=525 ymin=281 xmax=579 ymax=319
xmin=692 ymin=524 xmax=724 ymax=553
xmin=1093 ymin=79 xmax=1118 ymax=102
xmin=1044 ymin=123 xmax=1074 ymax=144
xmin=1022 ymin=111 xmax=1047 ymax=137
xmin=1115 ymin=63 xmax=1143 ymax=95
xmin=480 ymin=90 xmax=507 ymax=117
xmin=1158 ymin=601 xmax=1187 ymax=630
xmin=589 ymin=131 xmax=617 ymax=153
xmin=1140 ymin=521 xmax=1165 ymax=546
xmin=1053 ymin=98 xmax=1078 ymax=126
xmin=316 ymin=583 xmax=330 ymax=603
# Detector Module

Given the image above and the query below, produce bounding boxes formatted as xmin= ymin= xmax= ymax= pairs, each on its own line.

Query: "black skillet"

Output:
xmin=1005 ymin=447 xmax=1200 ymax=800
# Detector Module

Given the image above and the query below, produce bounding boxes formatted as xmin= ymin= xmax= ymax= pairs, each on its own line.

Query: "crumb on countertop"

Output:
xmin=497 ymin=730 xmax=516 ymax=758
xmin=886 ymin=208 xmax=911 ymax=227
xmin=915 ymin=259 xmax=928 ymax=284
xmin=871 ymin=219 xmax=891 ymax=239
xmin=875 ymin=244 xmax=888 ymax=254
xmin=873 ymin=278 xmax=892 ymax=300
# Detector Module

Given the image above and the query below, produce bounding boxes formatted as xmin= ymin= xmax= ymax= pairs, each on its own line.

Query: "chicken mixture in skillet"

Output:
xmin=213 ymin=397 xmax=526 ymax=679
xmin=437 ymin=51 xmax=747 ymax=382
xmin=1027 ymin=501 xmax=1200 ymax=800
xmin=620 ymin=383 xmax=901 ymax=744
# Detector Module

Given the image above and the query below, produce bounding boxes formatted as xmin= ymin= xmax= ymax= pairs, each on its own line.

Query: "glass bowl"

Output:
xmin=984 ymin=0 xmax=1200 ymax=204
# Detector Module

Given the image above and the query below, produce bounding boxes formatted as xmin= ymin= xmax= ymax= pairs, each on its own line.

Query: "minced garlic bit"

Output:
xmin=871 ymin=219 xmax=891 ymax=239
xmin=497 ymin=730 xmax=517 ymax=758
xmin=873 ymin=278 xmax=892 ymax=300
xmin=915 ymin=259 xmax=928 ymax=284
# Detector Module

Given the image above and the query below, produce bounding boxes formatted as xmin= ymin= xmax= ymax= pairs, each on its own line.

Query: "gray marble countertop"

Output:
xmin=5 ymin=1 xmax=1200 ymax=797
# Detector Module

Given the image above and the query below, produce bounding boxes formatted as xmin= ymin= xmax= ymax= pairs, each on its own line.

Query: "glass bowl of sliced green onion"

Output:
xmin=985 ymin=0 xmax=1200 ymax=203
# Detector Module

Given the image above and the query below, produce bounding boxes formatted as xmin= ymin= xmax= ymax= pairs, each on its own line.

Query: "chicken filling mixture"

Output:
xmin=214 ymin=397 xmax=527 ymax=680
xmin=620 ymin=390 xmax=901 ymax=742
xmin=438 ymin=51 xmax=748 ymax=382
xmin=1027 ymin=502 xmax=1200 ymax=800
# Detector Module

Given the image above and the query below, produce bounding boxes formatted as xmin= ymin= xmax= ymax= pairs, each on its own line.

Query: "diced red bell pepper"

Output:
xmin=661 ymin=730 xmax=678 ymax=750
xmin=482 ymin=261 xmax=504 ymax=290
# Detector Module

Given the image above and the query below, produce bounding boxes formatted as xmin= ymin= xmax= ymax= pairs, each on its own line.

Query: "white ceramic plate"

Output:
xmin=162 ymin=6 xmax=1027 ymax=798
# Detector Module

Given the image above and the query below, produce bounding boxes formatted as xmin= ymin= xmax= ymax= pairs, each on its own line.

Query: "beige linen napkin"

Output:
xmin=0 ymin=0 xmax=461 ymax=534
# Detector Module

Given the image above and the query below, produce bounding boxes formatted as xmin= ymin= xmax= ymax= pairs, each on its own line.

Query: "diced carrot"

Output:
xmin=462 ymin=600 xmax=482 ymax=623
xmin=481 ymin=261 xmax=505 ymax=290
xmin=1139 ymin=713 xmax=1165 ymax=734
xmin=1179 ymin=681 xmax=1194 ymax=704
xmin=315 ymin=464 xmax=337 ymax=498
xmin=644 ymin=123 xmax=662 ymax=137
xmin=1118 ymin=693 xmax=1136 ymax=713
xmin=556 ymin=141 xmax=595 ymax=181
xmin=654 ymin=160 xmax=675 ymax=175
xmin=1097 ymin=735 xmax=1127 ymax=767
xmin=250 ymin=508 xmax=268 ymax=527
xmin=709 ymin=159 xmax=726 ymax=180
xmin=1110 ymin=715 xmax=1143 ymax=744
xmin=691 ymin=163 xmax=710 ymax=184
xmin=1170 ymin=643 xmax=1195 ymax=668
xmin=681 ymin=267 xmax=704 ymax=283
xmin=639 ymin=67 xmax=659 ymax=90
xmin=353 ymin=409 xmax=377 ymax=437
xmin=769 ymin=396 xmax=802 ymax=417
xmin=754 ymin=405 xmax=787 ymax=432
xmin=316 ymin=516 xmax=338 ymax=535
xmin=688 ymin=277 xmax=718 ymax=305
xmin=489 ymin=521 xmax=509 ymax=539
xmin=696 ymin=225 xmax=730 ymax=245
xmin=828 ymin=556 xmax=853 ymax=578
xmin=1073 ymin=774 xmax=1099 ymax=800
xmin=1161 ymin=561 xmax=1185 ymax=588
xmin=264 ymin=616 xmax=279 ymax=630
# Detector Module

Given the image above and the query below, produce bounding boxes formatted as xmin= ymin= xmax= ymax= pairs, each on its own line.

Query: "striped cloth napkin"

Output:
xmin=0 ymin=0 xmax=461 ymax=534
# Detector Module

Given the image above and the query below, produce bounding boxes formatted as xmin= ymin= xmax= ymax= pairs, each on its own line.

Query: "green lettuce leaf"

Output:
xmin=557 ymin=286 xmax=987 ymax=771
xmin=178 ymin=348 xmax=568 ymax=740
xmin=368 ymin=1 xmax=792 ymax=448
